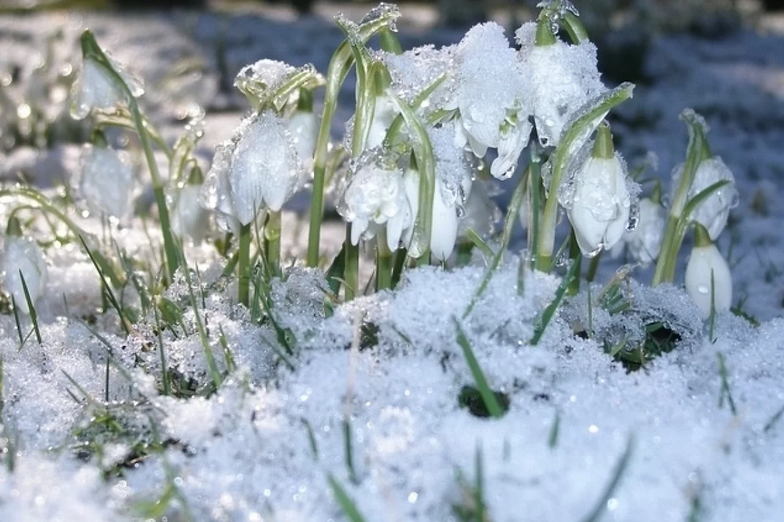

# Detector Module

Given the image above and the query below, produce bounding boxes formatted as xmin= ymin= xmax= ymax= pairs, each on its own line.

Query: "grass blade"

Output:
xmin=453 ymin=318 xmax=505 ymax=419
xmin=328 ymin=475 xmax=368 ymax=522
xmin=581 ymin=435 xmax=635 ymax=522
xmin=530 ymin=259 xmax=581 ymax=345
xmin=78 ymin=235 xmax=131 ymax=335
xmin=18 ymin=271 xmax=42 ymax=344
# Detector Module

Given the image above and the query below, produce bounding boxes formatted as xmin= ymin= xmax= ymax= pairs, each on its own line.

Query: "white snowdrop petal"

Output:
xmin=286 ymin=111 xmax=319 ymax=163
xmin=430 ymin=180 xmax=459 ymax=261
xmin=618 ymin=198 xmax=666 ymax=266
xmin=172 ymin=185 xmax=211 ymax=243
xmin=1 ymin=236 xmax=47 ymax=315
xmin=685 ymin=243 xmax=732 ymax=318
xmin=79 ymin=146 xmax=135 ymax=219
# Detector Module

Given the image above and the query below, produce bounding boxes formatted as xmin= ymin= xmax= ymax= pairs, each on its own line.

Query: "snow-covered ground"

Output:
xmin=1 ymin=3 xmax=784 ymax=521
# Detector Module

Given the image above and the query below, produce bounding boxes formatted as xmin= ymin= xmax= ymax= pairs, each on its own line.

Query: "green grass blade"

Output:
xmin=580 ymin=435 xmax=635 ymax=522
xmin=717 ymin=352 xmax=737 ymax=415
xmin=153 ymin=305 xmax=171 ymax=396
xmin=530 ymin=259 xmax=581 ymax=345
xmin=453 ymin=318 xmax=505 ymax=419
xmin=18 ymin=271 xmax=42 ymax=344
xmin=78 ymin=235 xmax=131 ymax=335
xmin=328 ymin=474 xmax=368 ymax=522
xmin=10 ymin=295 xmax=25 ymax=348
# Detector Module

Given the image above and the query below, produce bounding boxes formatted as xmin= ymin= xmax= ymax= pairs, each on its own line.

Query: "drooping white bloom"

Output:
xmin=671 ymin=157 xmax=737 ymax=241
xmin=685 ymin=243 xmax=732 ymax=318
xmin=339 ymin=158 xmax=411 ymax=251
xmin=172 ymin=184 xmax=211 ymax=244
xmin=453 ymin=22 xmax=532 ymax=179
xmin=516 ymin=22 xmax=606 ymax=148
xmin=567 ymin=152 xmax=632 ymax=256
xmin=230 ymin=111 xmax=305 ymax=224
xmin=286 ymin=110 xmax=319 ymax=167
xmin=79 ymin=145 xmax=135 ymax=219
xmin=1 ymin=235 xmax=47 ymax=315
xmin=366 ymin=95 xmax=399 ymax=150
xmin=403 ymin=125 xmax=473 ymax=261
xmin=612 ymin=198 xmax=666 ymax=266
xmin=200 ymin=141 xmax=241 ymax=235
xmin=70 ymin=55 xmax=144 ymax=120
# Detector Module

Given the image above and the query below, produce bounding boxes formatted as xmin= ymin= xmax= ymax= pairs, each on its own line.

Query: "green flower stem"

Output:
xmin=80 ymin=30 xmax=179 ymax=282
xmin=238 ymin=223 xmax=251 ymax=307
xmin=0 ymin=187 xmax=125 ymax=287
xmin=344 ymin=224 xmax=359 ymax=301
xmin=652 ymin=110 xmax=711 ymax=285
xmin=306 ymin=10 xmax=401 ymax=267
xmin=264 ymin=210 xmax=282 ymax=279
xmin=535 ymin=83 xmax=634 ymax=273
xmin=586 ymin=250 xmax=602 ymax=283
xmin=567 ymin=229 xmax=582 ymax=296
xmin=527 ymin=154 xmax=542 ymax=270
xmin=375 ymin=231 xmax=392 ymax=291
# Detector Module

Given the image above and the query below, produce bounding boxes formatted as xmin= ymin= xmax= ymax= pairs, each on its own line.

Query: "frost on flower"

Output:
xmin=453 ymin=22 xmax=532 ymax=179
xmin=612 ymin=197 xmax=666 ymax=266
xmin=381 ymin=43 xmax=457 ymax=112
xmin=671 ymin=156 xmax=737 ymax=241
xmin=365 ymin=94 xmax=398 ymax=150
xmin=1 ymin=235 xmax=47 ymax=315
xmin=70 ymin=54 xmax=144 ymax=120
xmin=338 ymin=151 xmax=411 ymax=251
xmin=516 ymin=22 xmax=605 ymax=148
xmin=234 ymin=59 xmax=322 ymax=111
xmin=79 ymin=145 xmax=135 ymax=219
xmin=200 ymin=141 xmax=241 ymax=234
xmin=230 ymin=111 xmax=305 ymax=224
xmin=172 ymin=184 xmax=210 ymax=244
xmin=566 ymin=151 xmax=634 ymax=256
xmin=286 ymin=110 xmax=318 ymax=170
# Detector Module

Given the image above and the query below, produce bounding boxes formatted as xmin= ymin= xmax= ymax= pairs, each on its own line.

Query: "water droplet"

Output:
xmin=584 ymin=244 xmax=603 ymax=259
xmin=626 ymin=200 xmax=640 ymax=231
xmin=729 ymin=191 xmax=740 ymax=209
xmin=555 ymin=250 xmax=570 ymax=267
xmin=697 ymin=285 xmax=709 ymax=295
xmin=455 ymin=203 xmax=466 ymax=218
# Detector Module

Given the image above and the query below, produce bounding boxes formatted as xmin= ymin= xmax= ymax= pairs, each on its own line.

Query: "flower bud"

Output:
xmin=671 ymin=156 xmax=737 ymax=241
xmin=566 ymin=126 xmax=632 ymax=256
xmin=1 ymin=218 xmax=48 ymax=315
xmin=684 ymin=225 xmax=732 ymax=318
xmin=79 ymin=145 xmax=135 ymax=219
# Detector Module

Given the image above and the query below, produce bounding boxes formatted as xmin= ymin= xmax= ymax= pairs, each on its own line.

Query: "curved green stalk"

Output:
xmin=80 ymin=30 xmax=179 ymax=282
xmin=535 ymin=83 xmax=634 ymax=272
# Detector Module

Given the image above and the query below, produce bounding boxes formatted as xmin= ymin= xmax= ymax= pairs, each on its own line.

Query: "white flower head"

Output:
xmin=1 ymin=234 xmax=47 ymax=315
xmin=71 ymin=54 xmax=144 ymax=120
xmin=286 ymin=110 xmax=319 ymax=170
xmin=381 ymin=43 xmax=458 ymax=113
xmin=611 ymin=197 xmax=666 ymax=266
xmin=79 ymin=145 xmax=135 ymax=219
xmin=516 ymin=22 xmax=605 ymax=148
xmin=338 ymin=151 xmax=411 ymax=251
xmin=671 ymin=156 xmax=737 ymax=241
xmin=454 ymin=22 xmax=532 ymax=179
xmin=172 ymin=184 xmax=211 ymax=244
xmin=230 ymin=110 xmax=305 ymax=224
xmin=685 ymin=242 xmax=732 ymax=318
xmin=567 ymin=151 xmax=633 ymax=257
xmin=201 ymin=141 xmax=241 ymax=235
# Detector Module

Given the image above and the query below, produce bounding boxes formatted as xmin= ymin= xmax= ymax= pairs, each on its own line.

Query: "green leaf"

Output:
xmin=328 ymin=475 xmax=368 ymax=522
xmin=453 ymin=319 xmax=507 ymax=419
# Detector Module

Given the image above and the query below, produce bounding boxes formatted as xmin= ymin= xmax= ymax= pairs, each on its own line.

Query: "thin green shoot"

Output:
xmin=79 ymin=235 xmax=131 ymax=335
xmin=763 ymin=404 xmax=784 ymax=433
xmin=217 ymin=325 xmax=237 ymax=374
xmin=328 ymin=474 xmax=368 ymax=522
xmin=175 ymin=245 xmax=223 ymax=391
xmin=453 ymin=318 xmax=505 ymax=419
xmin=342 ymin=418 xmax=359 ymax=484
xmin=453 ymin=446 xmax=489 ymax=522
xmin=548 ymin=411 xmax=561 ymax=449
xmin=708 ymin=270 xmax=717 ymax=343
xmin=18 ymin=270 xmax=42 ymax=344
xmin=301 ymin=418 xmax=319 ymax=460
xmin=10 ymin=295 xmax=26 ymax=348
xmin=530 ymin=259 xmax=581 ymax=345
xmin=152 ymin=305 xmax=171 ymax=396
xmin=463 ymin=166 xmax=528 ymax=319
xmin=580 ymin=435 xmax=635 ymax=522
xmin=586 ymin=283 xmax=593 ymax=338
xmin=717 ymin=352 xmax=737 ymax=415
xmin=464 ymin=229 xmax=495 ymax=261
xmin=517 ymin=255 xmax=526 ymax=297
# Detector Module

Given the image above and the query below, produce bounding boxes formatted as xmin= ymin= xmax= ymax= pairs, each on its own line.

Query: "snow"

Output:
xmin=1 ymin=3 xmax=784 ymax=522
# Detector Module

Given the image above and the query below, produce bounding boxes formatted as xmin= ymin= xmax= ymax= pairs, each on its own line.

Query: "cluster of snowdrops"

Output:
xmin=1 ymin=1 xmax=738 ymax=331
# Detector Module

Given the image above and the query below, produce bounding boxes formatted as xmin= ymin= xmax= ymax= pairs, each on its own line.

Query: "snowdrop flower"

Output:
xmin=404 ymin=125 xmax=474 ymax=261
xmin=365 ymin=94 xmax=399 ymax=150
xmin=1 ymin=218 xmax=47 ymax=315
xmin=287 ymin=110 xmax=318 ymax=168
xmin=566 ymin=125 xmax=633 ymax=257
xmin=612 ymin=198 xmax=666 ymax=266
xmin=171 ymin=167 xmax=211 ymax=244
xmin=516 ymin=20 xmax=605 ymax=148
xmin=671 ymin=156 xmax=737 ymax=241
xmin=200 ymin=141 xmax=241 ymax=235
xmin=453 ymin=22 xmax=532 ymax=179
xmin=684 ymin=224 xmax=732 ymax=318
xmin=70 ymin=52 xmax=144 ymax=120
xmin=339 ymin=154 xmax=411 ymax=251
xmin=79 ymin=145 xmax=135 ymax=219
xmin=229 ymin=110 xmax=305 ymax=225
